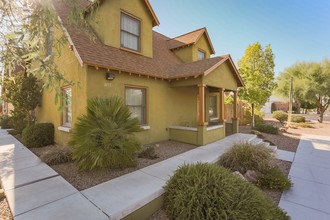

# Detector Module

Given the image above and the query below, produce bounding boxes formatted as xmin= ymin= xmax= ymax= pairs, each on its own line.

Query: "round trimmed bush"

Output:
xmin=218 ymin=142 xmax=275 ymax=173
xmin=255 ymin=123 xmax=279 ymax=134
xmin=273 ymin=110 xmax=288 ymax=123
xmin=164 ymin=163 xmax=289 ymax=220
xmin=22 ymin=123 xmax=54 ymax=148
xmin=70 ymin=96 xmax=142 ymax=171
xmin=292 ymin=115 xmax=305 ymax=123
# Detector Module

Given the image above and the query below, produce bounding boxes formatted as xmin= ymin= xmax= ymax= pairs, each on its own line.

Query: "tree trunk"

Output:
xmin=251 ymin=103 xmax=255 ymax=128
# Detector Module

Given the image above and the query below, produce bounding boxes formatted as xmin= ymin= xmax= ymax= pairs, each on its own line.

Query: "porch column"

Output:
xmin=233 ymin=90 xmax=238 ymax=119
xmin=197 ymin=84 xmax=206 ymax=125
xmin=232 ymin=90 xmax=239 ymax=133
xmin=219 ymin=88 xmax=225 ymax=122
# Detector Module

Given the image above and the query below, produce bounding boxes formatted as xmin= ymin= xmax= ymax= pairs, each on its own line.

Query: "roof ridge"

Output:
xmin=152 ymin=30 xmax=172 ymax=40
xmin=167 ymin=27 xmax=206 ymax=41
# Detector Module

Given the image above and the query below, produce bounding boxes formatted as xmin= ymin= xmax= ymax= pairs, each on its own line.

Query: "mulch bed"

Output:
xmin=29 ymin=141 xmax=196 ymax=191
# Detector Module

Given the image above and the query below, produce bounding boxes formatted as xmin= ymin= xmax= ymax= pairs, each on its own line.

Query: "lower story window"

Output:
xmin=125 ymin=87 xmax=146 ymax=125
xmin=62 ymin=87 xmax=72 ymax=127
xmin=209 ymin=95 xmax=218 ymax=120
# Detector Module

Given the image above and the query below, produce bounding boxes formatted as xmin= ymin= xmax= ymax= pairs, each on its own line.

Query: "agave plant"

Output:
xmin=70 ymin=96 xmax=142 ymax=171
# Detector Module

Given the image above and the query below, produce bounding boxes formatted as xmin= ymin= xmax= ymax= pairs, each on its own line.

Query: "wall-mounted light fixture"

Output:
xmin=105 ymin=72 xmax=116 ymax=80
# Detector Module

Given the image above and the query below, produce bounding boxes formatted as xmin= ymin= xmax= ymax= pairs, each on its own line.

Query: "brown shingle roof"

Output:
xmin=53 ymin=0 xmax=242 ymax=86
xmin=167 ymin=27 xmax=215 ymax=54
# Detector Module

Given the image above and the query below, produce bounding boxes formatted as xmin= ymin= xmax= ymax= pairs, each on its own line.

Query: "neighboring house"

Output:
xmin=36 ymin=0 xmax=244 ymax=146
xmin=262 ymin=95 xmax=288 ymax=114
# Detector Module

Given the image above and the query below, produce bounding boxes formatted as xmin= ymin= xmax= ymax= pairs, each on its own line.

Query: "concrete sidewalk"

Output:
xmin=0 ymin=130 xmax=108 ymax=220
xmin=0 ymin=129 xmax=294 ymax=220
xmin=279 ymin=134 xmax=330 ymax=220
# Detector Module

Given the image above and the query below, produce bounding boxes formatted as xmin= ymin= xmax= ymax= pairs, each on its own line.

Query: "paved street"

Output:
xmin=279 ymin=134 xmax=330 ymax=220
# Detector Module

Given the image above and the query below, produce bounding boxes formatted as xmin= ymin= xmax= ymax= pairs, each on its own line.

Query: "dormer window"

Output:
xmin=121 ymin=12 xmax=141 ymax=52
xmin=198 ymin=49 xmax=206 ymax=60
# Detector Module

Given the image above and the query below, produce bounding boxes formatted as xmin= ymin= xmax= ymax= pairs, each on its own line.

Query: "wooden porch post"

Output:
xmin=233 ymin=90 xmax=238 ymax=119
xmin=197 ymin=84 xmax=206 ymax=125
xmin=219 ymin=88 xmax=225 ymax=122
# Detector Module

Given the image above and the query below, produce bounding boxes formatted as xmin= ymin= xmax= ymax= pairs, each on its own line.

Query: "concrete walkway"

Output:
xmin=0 ymin=129 xmax=294 ymax=220
xmin=279 ymin=134 xmax=330 ymax=220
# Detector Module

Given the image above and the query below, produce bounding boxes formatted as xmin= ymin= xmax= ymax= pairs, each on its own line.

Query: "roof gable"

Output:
xmin=167 ymin=27 xmax=215 ymax=54
xmin=84 ymin=0 xmax=160 ymax=26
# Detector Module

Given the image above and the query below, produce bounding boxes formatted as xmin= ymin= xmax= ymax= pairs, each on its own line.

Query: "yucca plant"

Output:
xmin=70 ymin=96 xmax=142 ymax=171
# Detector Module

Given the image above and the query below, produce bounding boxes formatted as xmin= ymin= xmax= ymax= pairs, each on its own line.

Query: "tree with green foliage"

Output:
xmin=70 ymin=96 xmax=142 ymax=171
xmin=0 ymin=0 xmax=93 ymax=93
xmin=2 ymin=73 xmax=42 ymax=132
xmin=276 ymin=59 xmax=330 ymax=122
xmin=238 ymin=42 xmax=276 ymax=127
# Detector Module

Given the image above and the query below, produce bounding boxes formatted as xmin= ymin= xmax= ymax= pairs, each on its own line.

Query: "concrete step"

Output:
xmin=250 ymin=137 xmax=263 ymax=145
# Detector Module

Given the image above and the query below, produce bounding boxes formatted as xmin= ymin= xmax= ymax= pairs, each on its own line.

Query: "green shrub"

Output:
xmin=255 ymin=123 xmax=279 ymax=134
xmin=70 ymin=96 xmax=142 ymax=171
xmin=22 ymin=123 xmax=54 ymax=148
xmin=138 ymin=146 xmax=159 ymax=159
xmin=294 ymin=122 xmax=315 ymax=128
xmin=218 ymin=142 xmax=275 ymax=174
xmin=292 ymin=115 xmax=305 ymax=123
xmin=272 ymin=110 xmax=288 ymax=123
xmin=243 ymin=109 xmax=264 ymax=125
xmin=40 ymin=147 xmax=73 ymax=165
xmin=164 ymin=163 xmax=289 ymax=220
xmin=9 ymin=112 xmax=29 ymax=134
xmin=0 ymin=117 xmax=11 ymax=129
xmin=257 ymin=166 xmax=293 ymax=191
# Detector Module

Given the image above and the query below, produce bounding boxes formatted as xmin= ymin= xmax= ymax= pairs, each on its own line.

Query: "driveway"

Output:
xmin=279 ymin=134 xmax=330 ymax=220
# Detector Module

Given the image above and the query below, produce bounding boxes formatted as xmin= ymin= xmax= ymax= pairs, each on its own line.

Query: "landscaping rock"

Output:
xmin=251 ymin=130 xmax=264 ymax=138
xmin=244 ymin=170 xmax=261 ymax=183
xmin=279 ymin=127 xmax=288 ymax=132
xmin=232 ymin=171 xmax=246 ymax=181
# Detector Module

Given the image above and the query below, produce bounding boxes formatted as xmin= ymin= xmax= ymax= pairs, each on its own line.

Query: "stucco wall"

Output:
xmin=86 ymin=68 xmax=197 ymax=144
xmin=204 ymin=61 xmax=238 ymax=91
xmin=193 ymin=34 xmax=211 ymax=61
xmin=36 ymin=26 xmax=88 ymax=145
xmin=88 ymin=0 xmax=154 ymax=58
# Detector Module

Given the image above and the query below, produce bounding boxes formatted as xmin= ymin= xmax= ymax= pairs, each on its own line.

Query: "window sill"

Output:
xmin=120 ymin=47 xmax=143 ymax=56
xmin=58 ymin=126 xmax=72 ymax=133
xmin=141 ymin=125 xmax=150 ymax=130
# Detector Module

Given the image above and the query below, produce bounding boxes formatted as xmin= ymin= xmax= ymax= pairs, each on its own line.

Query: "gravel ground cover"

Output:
xmin=0 ymin=186 xmax=13 ymax=220
xmin=29 ymin=141 xmax=196 ymax=190
xmin=2 ymin=121 xmax=328 ymax=219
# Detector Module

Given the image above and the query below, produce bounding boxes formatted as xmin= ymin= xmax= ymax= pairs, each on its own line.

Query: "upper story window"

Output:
xmin=121 ymin=12 xmax=141 ymax=52
xmin=198 ymin=49 xmax=206 ymax=60
xmin=125 ymin=87 xmax=146 ymax=125
xmin=62 ymin=87 xmax=72 ymax=127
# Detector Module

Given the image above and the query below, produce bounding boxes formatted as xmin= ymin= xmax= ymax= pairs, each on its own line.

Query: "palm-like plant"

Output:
xmin=70 ymin=96 xmax=142 ymax=171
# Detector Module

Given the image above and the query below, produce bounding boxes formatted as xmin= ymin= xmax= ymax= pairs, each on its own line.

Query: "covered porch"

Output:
xmin=168 ymin=83 xmax=239 ymax=146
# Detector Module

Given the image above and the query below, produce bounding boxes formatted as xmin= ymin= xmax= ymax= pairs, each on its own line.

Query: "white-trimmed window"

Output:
xmin=125 ymin=87 xmax=146 ymax=124
xmin=209 ymin=95 xmax=218 ymax=121
xmin=62 ymin=87 xmax=72 ymax=127
xmin=121 ymin=12 xmax=141 ymax=51
xmin=198 ymin=49 xmax=206 ymax=60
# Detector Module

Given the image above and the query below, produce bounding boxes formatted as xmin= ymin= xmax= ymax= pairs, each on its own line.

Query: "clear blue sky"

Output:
xmin=149 ymin=0 xmax=330 ymax=76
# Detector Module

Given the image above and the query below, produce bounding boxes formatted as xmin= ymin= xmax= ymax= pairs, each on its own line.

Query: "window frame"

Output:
xmin=61 ymin=86 xmax=72 ymax=128
xmin=125 ymin=86 xmax=147 ymax=125
xmin=198 ymin=49 xmax=206 ymax=60
xmin=209 ymin=95 xmax=218 ymax=121
xmin=120 ymin=11 xmax=141 ymax=52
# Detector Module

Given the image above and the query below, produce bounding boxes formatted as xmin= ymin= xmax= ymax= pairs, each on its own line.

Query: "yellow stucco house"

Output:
xmin=37 ymin=0 xmax=244 ymax=146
